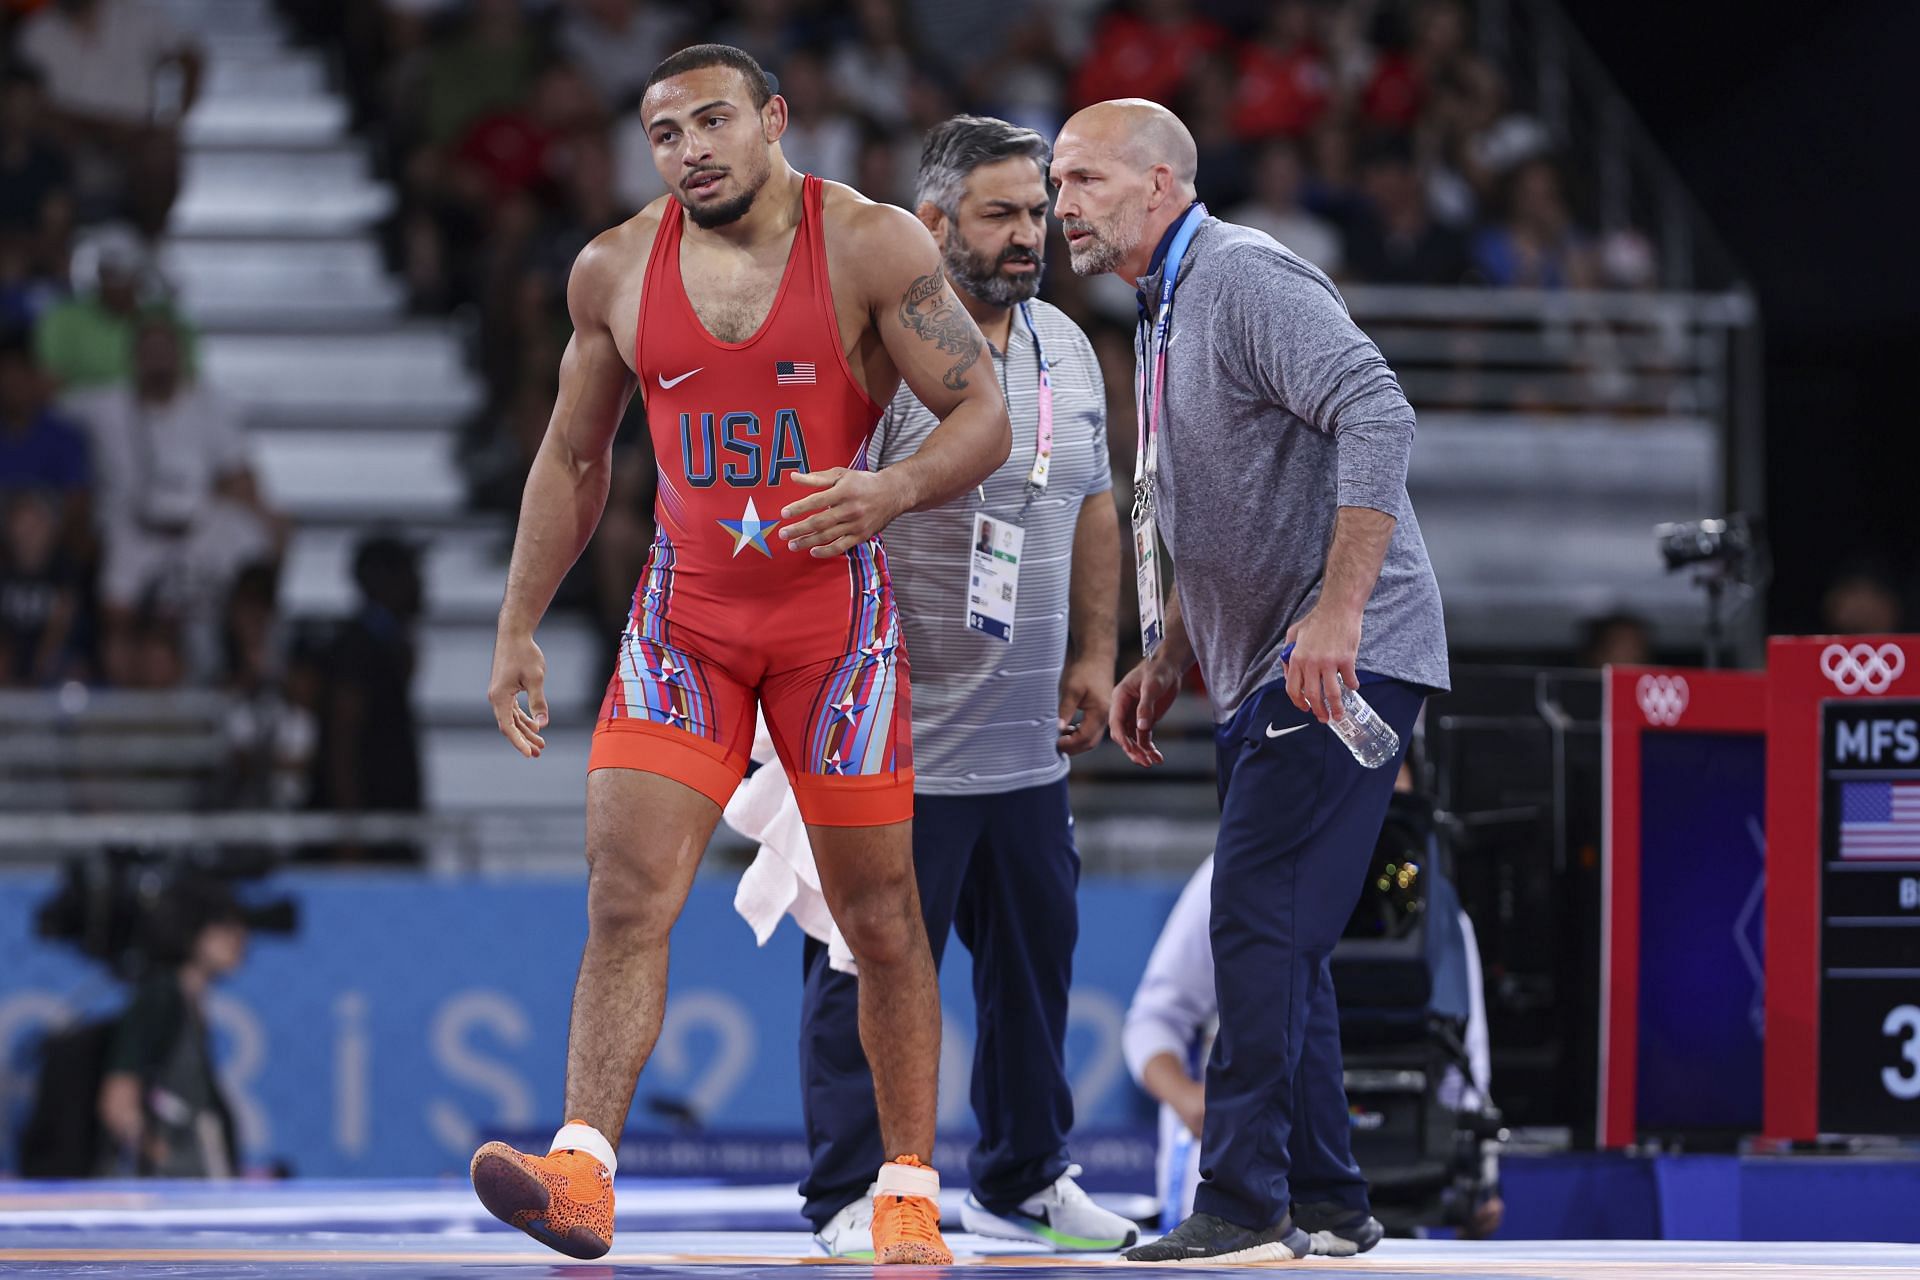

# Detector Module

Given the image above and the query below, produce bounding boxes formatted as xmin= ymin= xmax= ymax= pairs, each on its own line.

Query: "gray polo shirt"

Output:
xmin=1137 ymin=215 xmax=1450 ymax=718
xmin=872 ymin=298 xmax=1110 ymax=795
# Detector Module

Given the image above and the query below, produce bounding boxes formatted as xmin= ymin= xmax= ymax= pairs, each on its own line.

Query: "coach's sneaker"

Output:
xmin=1122 ymin=1210 xmax=1309 ymax=1263
xmin=813 ymin=1188 xmax=876 ymax=1259
xmin=961 ymin=1165 xmax=1139 ymax=1252
xmin=870 ymin=1155 xmax=953 ymax=1264
xmin=1294 ymin=1201 xmax=1384 ymax=1256
xmin=470 ymin=1121 xmax=615 ymax=1260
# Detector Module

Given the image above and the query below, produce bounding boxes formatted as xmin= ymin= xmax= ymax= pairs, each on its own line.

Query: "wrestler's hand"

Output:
xmin=779 ymin=468 xmax=909 ymax=558
xmin=488 ymin=630 xmax=548 ymax=758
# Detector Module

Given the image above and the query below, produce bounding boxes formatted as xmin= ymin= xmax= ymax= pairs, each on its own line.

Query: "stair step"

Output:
xmin=202 ymin=53 xmax=328 ymax=99
xmin=186 ymin=97 xmax=349 ymax=148
xmin=281 ymin=525 xmax=509 ymax=621
xmin=165 ymin=235 xmax=402 ymax=325
xmin=200 ymin=330 xmax=479 ymax=421
xmin=254 ymin=428 xmax=465 ymax=518
xmin=417 ymin=618 xmax=606 ymax=720
xmin=425 ymin=726 xmax=593 ymax=812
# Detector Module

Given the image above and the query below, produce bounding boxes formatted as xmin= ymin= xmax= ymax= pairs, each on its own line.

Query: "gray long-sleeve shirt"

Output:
xmin=1137 ymin=216 xmax=1450 ymax=718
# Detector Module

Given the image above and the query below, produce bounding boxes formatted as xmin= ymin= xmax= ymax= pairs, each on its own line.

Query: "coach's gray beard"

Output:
xmin=943 ymin=226 xmax=1042 ymax=308
xmin=1065 ymin=202 xmax=1146 ymax=277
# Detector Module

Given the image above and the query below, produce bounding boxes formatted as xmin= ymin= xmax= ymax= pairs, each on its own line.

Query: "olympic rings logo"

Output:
xmin=1636 ymin=674 xmax=1689 ymax=726
xmin=1821 ymin=642 xmax=1906 ymax=695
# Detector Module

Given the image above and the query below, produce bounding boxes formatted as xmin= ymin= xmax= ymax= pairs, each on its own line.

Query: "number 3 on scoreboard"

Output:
xmin=1887 ymin=1005 xmax=1920 ymax=1101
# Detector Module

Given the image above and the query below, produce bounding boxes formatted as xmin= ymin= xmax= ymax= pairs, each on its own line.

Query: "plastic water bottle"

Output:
xmin=1279 ymin=642 xmax=1400 ymax=769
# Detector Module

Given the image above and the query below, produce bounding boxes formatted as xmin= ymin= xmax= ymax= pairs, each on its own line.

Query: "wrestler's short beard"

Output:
xmin=682 ymin=153 xmax=772 ymax=230
xmin=942 ymin=225 xmax=1043 ymax=308
xmin=1064 ymin=201 xmax=1146 ymax=277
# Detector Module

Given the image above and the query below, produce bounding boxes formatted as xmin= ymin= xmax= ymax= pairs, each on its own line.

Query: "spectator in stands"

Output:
xmin=1302 ymin=115 xmax=1367 ymax=228
xmin=0 ymin=489 xmax=82 ymax=686
xmin=70 ymin=313 xmax=279 ymax=685
xmin=1345 ymin=138 xmax=1472 ymax=284
xmin=98 ymin=875 xmax=246 ymax=1177
xmin=413 ymin=0 xmax=542 ymax=153
xmin=559 ymin=0 xmax=684 ymax=112
xmin=120 ymin=594 xmax=188 ymax=689
xmin=16 ymin=0 xmax=202 ymax=237
xmin=773 ymin=47 xmax=859 ymax=186
xmin=1472 ymin=159 xmax=1596 ymax=289
xmin=853 ymin=118 xmax=915 ymax=208
xmin=1177 ymin=52 xmax=1251 ymax=213
xmin=0 ymin=231 xmax=64 ymax=336
xmin=219 ymin=560 xmax=318 ymax=810
xmin=1070 ymin=0 xmax=1224 ymax=111
xmin=711 ymin=0 xmax=802 ymax=74
xmin=964 ymin=12 xmax=1069 ymax=138
xmin=0 ymin=65 xmax=74 ymax=282
xmin=0 ymin=331 xmax=90 ymax=550
xmin=1228 ymin=137 xmax=1343 ymax=274
xmin=1456 ymin=61 xmax=1551 ymax=199
xmin=312 ymin=533 xmax=424 ymax=860
xmin=396 ymin=0 xmax=546 ymax=309
xmin=34 ymin=225 xmax=197 ymax=390
xmin=1822 ymin=564 xmax=1904 ymax=635
xmin=1230 ymin=0 xmax=1330 ymax=141
xmin=830 ymin=0 xmax=916 ymax=124
xmin=1577 ymin=610 xmax=1652 ymax=668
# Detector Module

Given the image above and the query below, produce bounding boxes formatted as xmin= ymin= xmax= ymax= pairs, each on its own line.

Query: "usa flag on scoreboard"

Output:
xmin=1839 ymin=780 xmax=1920 ymax=859
xmin=776 ymin=360 xmax=816 ymax=385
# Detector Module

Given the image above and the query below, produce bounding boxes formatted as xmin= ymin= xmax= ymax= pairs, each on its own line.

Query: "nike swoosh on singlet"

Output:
xmin=1266 ymin=723 xmax=1309 ymax=739
xmin=658 ymin=368 xmax=702 ymax=389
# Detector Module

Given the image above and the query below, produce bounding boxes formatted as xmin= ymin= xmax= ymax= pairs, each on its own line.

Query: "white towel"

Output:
xmin=726 ymin=715 xmax=858 ymax=975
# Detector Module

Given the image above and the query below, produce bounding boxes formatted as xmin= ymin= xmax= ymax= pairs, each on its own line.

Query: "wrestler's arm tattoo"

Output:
xmin=898 ymin=270 xmax=983 ymax=391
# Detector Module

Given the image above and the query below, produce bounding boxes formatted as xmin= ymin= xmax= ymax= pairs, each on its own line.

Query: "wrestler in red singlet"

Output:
xmin=590 ymin=175 xmax=913 ymax=826
xmin=469 ymin=44 xmax=1009 ymax=1265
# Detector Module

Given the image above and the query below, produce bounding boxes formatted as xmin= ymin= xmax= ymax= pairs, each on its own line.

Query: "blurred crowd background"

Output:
xmin=1 ymin=0 xmax=1907 ymax=836
xmin=0 ymin=0 xmax=1913 ymax=1187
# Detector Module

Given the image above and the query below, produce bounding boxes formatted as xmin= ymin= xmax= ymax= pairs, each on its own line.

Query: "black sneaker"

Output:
xmin=1121 ymin=1211 xmax=1309 ymax=1263
xmin=1292 ymin=1202 xmax=1383 ymax=1257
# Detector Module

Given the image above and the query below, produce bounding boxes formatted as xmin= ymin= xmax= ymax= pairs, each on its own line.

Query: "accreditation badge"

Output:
xmin=966 ymin=512 xmax=1024 ymax=643
xmin=1132 ymin=504 xmax=1165 ymax=658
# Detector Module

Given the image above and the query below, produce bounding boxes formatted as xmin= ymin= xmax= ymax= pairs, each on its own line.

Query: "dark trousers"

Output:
xmin=1193 ymin=677 xmax=1426 ymax=1230
xmin=798 ymin=779 xmax=1079 ymax=1229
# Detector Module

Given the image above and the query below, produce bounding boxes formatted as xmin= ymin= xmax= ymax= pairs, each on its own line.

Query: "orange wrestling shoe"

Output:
xmin=871 ymin=1154 xmax=953 ymax=1265
xmin=470 ymin=1125 xmax=614 ymax=1260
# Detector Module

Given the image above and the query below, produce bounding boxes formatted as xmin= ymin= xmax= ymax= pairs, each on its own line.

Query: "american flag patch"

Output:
xmin=1839 ymin=780 xmax=1920 ymax=859
xmin=776 ymin=360 xmax=816 ymax=385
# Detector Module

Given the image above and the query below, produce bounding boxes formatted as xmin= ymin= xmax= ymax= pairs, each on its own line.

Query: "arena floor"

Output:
xmin=4 ymin=1180 xmax=1920 ymax=1278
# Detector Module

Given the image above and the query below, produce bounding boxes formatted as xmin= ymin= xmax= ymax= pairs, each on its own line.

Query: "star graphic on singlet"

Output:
xmin=648 ymin=656 xmax=685 ymax=686
xmin=642 ymin=583 xmax=663 ymax=607
xmin=823 ymin=753 xmax=858 ymax=776
xmin=718 ymin=496 xmax=779 ymax=557
xmin=828 ymin=694 xmax=869 ymax=727
xmin=861 ymin=580 xmax=884 ymax=604
xmin=858 ymin=634 xmax=897 ymax=662
xmin=661 ymin=702 xmax=688 ymax=727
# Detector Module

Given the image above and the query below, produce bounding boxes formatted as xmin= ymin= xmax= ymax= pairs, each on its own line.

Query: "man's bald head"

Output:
xmin=1060 ymin=99 xmax=1198 ymax=190
xmin=1050 ymin=99 xmax=1199 ymax=279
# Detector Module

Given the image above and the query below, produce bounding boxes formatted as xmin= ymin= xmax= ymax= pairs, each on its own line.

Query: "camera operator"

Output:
xmin=96 ymin=877 xmax=248 ymax=1177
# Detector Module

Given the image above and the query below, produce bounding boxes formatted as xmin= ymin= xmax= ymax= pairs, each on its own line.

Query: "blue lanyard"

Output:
xmin=1134 ymin=203 xmax=1208 ymax=493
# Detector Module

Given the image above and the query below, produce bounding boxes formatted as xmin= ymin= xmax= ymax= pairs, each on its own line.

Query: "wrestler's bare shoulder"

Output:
xmin=818 ymin=181 xmax=938 ymax=285
xmin=563 ymin=202 xmax=675 ymax=331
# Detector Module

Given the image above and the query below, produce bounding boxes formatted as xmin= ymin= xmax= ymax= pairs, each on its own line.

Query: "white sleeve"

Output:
xmin=1459 ymin=909 xmax=1492 ymax=1103
xmin=1123 ymin=856 xmax=1217 ymax=1086
xmin=203 ymin=392 xmax=252 ymax=473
